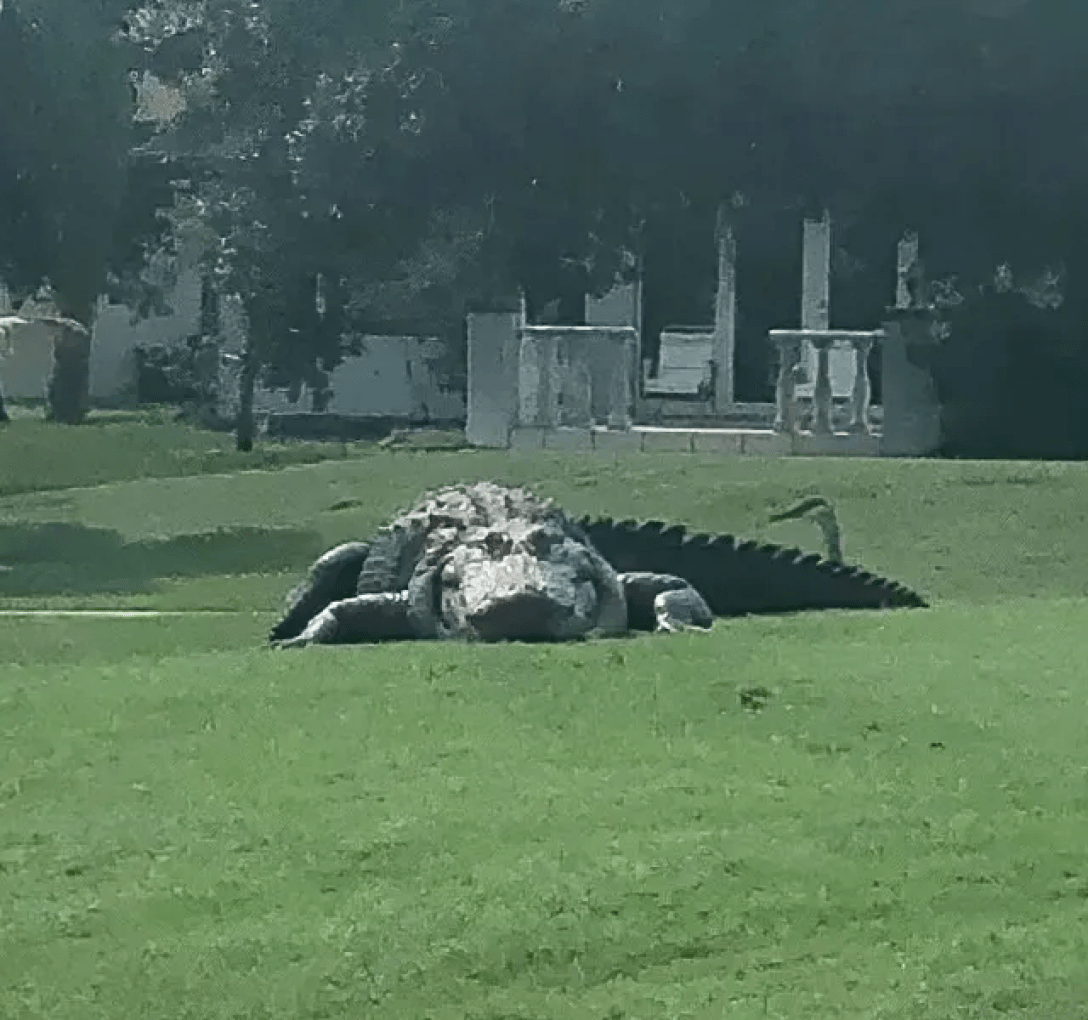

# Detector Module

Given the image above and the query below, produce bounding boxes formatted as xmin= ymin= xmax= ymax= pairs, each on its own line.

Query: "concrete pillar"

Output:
xmin=801 ymin=211 xmax=832 ymax=331
xmin=880 ymin=309 xmax=942 ymax=456
xmin=586 ymin=275 xmax=642 ymax=419
xmin=793 ymin=211 xmax=834 ymax=401
xmin=713 ymin=205 xmax=737 ymax=411
xmin=466 ymin=311 xmax=521 ymax=447
xmin=797 ymin=210 xmax=854 ymax=403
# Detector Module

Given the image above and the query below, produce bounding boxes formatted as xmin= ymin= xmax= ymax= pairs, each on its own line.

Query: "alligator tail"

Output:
xmin=577 ymin=517 xmax=927 ymax=616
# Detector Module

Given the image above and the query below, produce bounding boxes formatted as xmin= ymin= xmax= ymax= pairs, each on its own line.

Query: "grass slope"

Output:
xmin=0 ymin=448 xmax=1086 ymax=610
xmin=3 ymin=604 xmax=1087 ymax=1018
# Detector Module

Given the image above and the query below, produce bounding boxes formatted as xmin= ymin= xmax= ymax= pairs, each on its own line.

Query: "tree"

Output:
xmin=0 ymin=0 xmax=193 ymax=423
xmin=123 ymin=0 xmax=441 ymax=446
xmin=126 ymin=0 xmax=1088 ymax=442
xmin=0 ymin=0 xmax=138 ymax=324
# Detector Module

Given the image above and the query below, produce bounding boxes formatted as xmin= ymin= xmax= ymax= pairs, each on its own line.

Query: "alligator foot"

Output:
xmin=653 ymin=587 xmax=714 ymax=633
xmin=619 ymin=572 xmax=714 ymax=633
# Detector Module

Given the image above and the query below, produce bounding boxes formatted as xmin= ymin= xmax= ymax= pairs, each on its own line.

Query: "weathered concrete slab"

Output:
xmin=640 ymin=429 xmax=696 ymax=454
xmin=793 ymin=432 xmax=882 ymax=457
xmin=593 ymin=429 xmax=644 ymax=454
xmin=742 ymin=431 xmax=794 ymax=457
xmin=690 ymin=430 xmax=746 ymax=455
xmin=512 ymin=425 xmax=884 ymax=457
xmin=509 ymin=427 xmax=546 ymax=451
xmin=544 ymin=427 xmax=594 ymax=452
xmin=465 ymin=311 xmax=520 ymax=447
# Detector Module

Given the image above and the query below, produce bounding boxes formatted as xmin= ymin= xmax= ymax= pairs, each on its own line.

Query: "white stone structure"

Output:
xmin=0 ymin=268 xmax=463 ymax=422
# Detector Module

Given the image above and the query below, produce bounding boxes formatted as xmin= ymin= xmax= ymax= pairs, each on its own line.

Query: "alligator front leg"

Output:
xmin=273 ymin=591 xmax=420 ymax=647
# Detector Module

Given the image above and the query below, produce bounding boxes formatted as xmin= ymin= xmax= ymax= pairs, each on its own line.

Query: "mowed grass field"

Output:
xmin=2 ymin=413 xmax=1088 ymax=1018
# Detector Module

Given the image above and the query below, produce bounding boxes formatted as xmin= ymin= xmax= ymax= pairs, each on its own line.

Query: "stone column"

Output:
xmin=801 ymin=211 xmax=832 ymax=331
xmin=713 ymin=204 xmax=737 ymax=412
xmin=466 ymin=310 xmax=521 ymax=447
xmin=810 ymin=334 xmax=834 ymax=434
xmin=848 ymin=334 xmax=875 ymax=434
xmin=795 ymin=210 xmax=833 ymax=401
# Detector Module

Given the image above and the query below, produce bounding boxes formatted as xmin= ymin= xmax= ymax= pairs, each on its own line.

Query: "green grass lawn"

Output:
xmin=0 ymin=444 xmax=1086 ymax=611
xmin=3 ymin=422 xmax=1088 ymax=1017
xmin=0 ymin=406 xmax=359 ymax=497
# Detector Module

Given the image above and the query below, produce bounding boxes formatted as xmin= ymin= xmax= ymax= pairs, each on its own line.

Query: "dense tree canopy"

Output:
xmin=0 ymin=0 xmax=1084 ymax=445
xmin=0 ymin=0 xmax=137 ymax=322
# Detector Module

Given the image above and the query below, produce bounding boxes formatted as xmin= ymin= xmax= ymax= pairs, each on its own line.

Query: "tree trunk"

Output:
xmin=196 ymin=275 xmax=222 ymax=412
xmin=45 ymin=318 xmax=92 ymax=425
xmin=310 ymin=367 xmax=331 ymax=412
xmin=235 ymin=341 xmax=258 ymax=452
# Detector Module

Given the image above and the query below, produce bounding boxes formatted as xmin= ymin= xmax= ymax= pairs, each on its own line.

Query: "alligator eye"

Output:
xmin=483 ymin=531 xmax=512 ymax=558
xmin=521 ymin=526 xmax=558 ymax=557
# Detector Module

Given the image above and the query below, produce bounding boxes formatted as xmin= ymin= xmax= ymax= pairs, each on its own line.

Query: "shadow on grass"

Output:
xmin=0 ymin=522 xmax=323 ymax=598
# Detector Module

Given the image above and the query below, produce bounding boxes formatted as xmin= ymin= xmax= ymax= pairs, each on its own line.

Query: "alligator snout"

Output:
xmin=455 ymin=550 xmax=600 ymax=642
xmin=467 ymin=588 xmax=573 ymax=642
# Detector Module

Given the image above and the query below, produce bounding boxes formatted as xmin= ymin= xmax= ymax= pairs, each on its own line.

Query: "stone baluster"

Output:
xmin=848 ymin=334 xmax=875 ymax=434
xmin=561 ymin=335 xmax=594 ymax=427
xmin=569 ymin=358 xmax=595 ymax=427
xmin=773 ymin=332 xmax=802 ymax=434
xmin=518 ymin=329 xmax=559 ymax=428
xmin=810 ymin=334 xmax=834 ymax=435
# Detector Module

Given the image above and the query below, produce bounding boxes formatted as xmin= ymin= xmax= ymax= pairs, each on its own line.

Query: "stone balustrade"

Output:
xmin=770 ymin=329 xmax=882 ymax=436
xmin=518 ymin=325 xmax=636 ymax=432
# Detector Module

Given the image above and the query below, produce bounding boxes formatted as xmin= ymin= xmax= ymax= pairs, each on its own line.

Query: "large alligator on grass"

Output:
xmin=269 ymin=481 xmax=926 ymax=648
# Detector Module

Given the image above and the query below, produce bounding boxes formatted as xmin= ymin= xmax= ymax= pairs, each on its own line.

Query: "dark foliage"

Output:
xmin=929 ymin=286 xmax=1088 ymax=460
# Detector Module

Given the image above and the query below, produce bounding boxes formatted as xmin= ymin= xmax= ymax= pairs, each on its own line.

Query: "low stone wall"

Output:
xmin=510 ymin=425 xmax=883 ymax=457
xmin=263 ymin=413 xmax=464 ymax=442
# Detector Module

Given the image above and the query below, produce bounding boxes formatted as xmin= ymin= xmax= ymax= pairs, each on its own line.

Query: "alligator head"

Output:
xmin=431 ymin=513 xmax=629 ymax=641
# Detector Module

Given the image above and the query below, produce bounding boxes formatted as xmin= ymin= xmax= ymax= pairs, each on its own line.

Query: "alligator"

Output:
xmin=269 ymin=481 xmax=926 ymax=648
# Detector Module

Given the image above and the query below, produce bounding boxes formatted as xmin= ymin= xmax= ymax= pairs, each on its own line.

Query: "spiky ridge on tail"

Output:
xmin=577 ymin=517 xmax=927 ymax=616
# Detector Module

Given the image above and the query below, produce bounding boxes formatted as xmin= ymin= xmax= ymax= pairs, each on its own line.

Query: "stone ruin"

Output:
xmin=466 ymin=210 xmax=943 ymax=458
